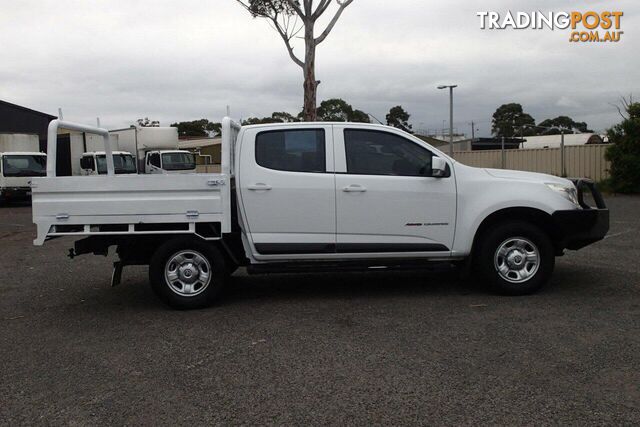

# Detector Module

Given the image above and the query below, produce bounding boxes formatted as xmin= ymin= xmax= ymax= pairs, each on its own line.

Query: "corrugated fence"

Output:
xmin=453 ymin=144 xmax=612 ymax=181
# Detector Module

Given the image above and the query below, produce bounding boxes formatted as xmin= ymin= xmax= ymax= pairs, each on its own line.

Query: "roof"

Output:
xmin=471 ymin=137 xmax=524 ymax=150
xmin=83 ymin=151 xmax=133 ymax=156
xmin=1 ymin=152 xmax=46 ymax=156
xmin=241 ymin=121 xmax=391 ymax=130
xmin=178 ymin=138 xmax=221 ymax=150
xmin=415 ymin=135 xmax=449 ymax=146
xmin=0 ymin=100 xmax=56 ymax=119
xmin=521 ymin=134 xmax=604 ymax=149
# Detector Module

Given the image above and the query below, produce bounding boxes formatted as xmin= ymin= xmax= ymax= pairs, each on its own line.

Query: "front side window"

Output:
xmin=161 ymin=152 xmax=195 ymax=171
xmin=96 ymin=155 xmax=137 ymax=174
xmin=2 ymin=155 xmax=46 ymax=177
xmin=80 ymin=156 xmax=95 ymax=171
xmin=149 ymin=153 xmax=161 ymax=168
xmin=256 ymin=129 xmax=326 ymax=173
xmin=344 ymin=129 xmax=433 ymax=177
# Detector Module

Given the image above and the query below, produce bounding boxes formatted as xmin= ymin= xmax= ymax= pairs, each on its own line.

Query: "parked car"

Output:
xmin=31 ymin=118 xmax=609 ymax=308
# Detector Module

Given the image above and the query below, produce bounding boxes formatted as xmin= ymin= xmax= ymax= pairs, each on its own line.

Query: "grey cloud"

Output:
xmin=0 ymin=0 xmax=636 ymax=135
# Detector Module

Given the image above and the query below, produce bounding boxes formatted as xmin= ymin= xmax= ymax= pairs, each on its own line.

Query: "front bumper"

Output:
xmin=552 ymin=179 xmax=609 ymax=251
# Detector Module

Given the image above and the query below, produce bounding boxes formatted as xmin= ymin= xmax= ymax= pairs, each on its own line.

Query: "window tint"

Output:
xmin=2 ymin=155 xmax=46 ymax=177
xmin=162 ymin=152 xmax=195 ymax=171
xmin=149 ymin=153 xmax=161 ymax=168
xmin=80 ymin=156 xmax=95 ymax=170
xmin=96 ymin=155 xmax=137 ymax=174
xmin=344 ymin=130 xmax=433 ymax=177
xmin=256 ymin=129 xmax=326 ymax=173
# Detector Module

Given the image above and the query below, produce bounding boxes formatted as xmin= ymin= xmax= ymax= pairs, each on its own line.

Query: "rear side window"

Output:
xmin=344 ymin=129 xmax=433 ymax=177
xmin=255 ymin=129 xmax=326 ymax=173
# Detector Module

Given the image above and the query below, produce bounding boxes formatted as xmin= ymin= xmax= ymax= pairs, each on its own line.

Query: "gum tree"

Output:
xmin=236 ymin=0 xmax=355 ymax=121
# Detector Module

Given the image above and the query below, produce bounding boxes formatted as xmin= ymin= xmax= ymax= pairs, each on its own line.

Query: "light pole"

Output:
xmin=438 ymin=85 xmax=457 ymax=156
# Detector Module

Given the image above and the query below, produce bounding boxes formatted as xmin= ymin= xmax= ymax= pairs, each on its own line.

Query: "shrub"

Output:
xmin=605 ymin=103 xmax=640 ymax=193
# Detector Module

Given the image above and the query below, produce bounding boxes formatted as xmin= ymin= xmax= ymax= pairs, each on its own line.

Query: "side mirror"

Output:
xmin=431 ymin=157 xmax=448 ymax=178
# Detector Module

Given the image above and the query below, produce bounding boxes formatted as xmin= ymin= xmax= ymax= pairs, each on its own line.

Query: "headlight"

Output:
xmin=545 ymin=182 xmax=579 ymax=206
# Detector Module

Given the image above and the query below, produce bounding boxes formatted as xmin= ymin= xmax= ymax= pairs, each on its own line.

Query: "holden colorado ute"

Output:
xmin=30 ymin=118 xmax=609 ymax=309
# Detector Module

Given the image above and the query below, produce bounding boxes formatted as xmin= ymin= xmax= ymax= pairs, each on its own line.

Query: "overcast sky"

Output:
xmin=0 ymin=0 xmax=637 ymax=136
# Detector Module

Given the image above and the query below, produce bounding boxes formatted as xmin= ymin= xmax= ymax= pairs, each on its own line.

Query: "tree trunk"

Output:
xmin=302 ymin=23 xmax=317 ymax=121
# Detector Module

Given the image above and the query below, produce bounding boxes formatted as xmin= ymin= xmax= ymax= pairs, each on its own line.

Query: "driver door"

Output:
xmin=333 ymin=126 xmax=457 ymax=255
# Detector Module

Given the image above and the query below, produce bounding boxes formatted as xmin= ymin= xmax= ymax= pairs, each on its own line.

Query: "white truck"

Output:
xmin=110 ymin=126 xmax=196 ymax=174
xmin=0 ymin=134 xmax=47 ymax=203
xmin=79 ymin=151 xmax=137 ymax=175
xmin=31 ymin=118 xmax=609 ymax=309
xmin=70 ymin=133 xmax=137 ymax=175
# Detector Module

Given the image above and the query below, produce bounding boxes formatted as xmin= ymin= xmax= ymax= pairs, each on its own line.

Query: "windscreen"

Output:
xmin=161 ymin=152 xmax=196 ymax=171
xmin=96 ymin=154 xmax=137 ymax=175
xmin=2 ymin=155 xmax=46 ymax=177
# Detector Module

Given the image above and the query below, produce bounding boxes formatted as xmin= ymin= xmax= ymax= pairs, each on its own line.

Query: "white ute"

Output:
xmin=31 ymin=118 xmax=609 ymax=308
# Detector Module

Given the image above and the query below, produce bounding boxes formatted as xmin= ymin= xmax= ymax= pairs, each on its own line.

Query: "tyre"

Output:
xmin=149 ymin=237 xmax=227 ymax=309
xmin=475 ymin=221 xmax=555 ymax=295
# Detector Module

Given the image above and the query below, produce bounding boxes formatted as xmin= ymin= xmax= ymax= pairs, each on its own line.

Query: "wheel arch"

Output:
xmin=470 ymin=207 xmax=562 ymax=260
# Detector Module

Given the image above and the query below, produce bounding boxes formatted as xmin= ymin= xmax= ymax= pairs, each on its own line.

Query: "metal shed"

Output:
xmin=0 ymin=100 xmax=57 ymax=152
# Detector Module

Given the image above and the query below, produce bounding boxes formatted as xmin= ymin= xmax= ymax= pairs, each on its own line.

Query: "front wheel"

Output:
xmin=475 ymin=221 xmax=555 ymax=295
xmin=149 ymin=237 xmax=227 ymax=309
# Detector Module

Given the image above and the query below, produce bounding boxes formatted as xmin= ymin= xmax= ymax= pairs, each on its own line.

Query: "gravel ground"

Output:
xmin=1 ymin=196 xmax=639 ymax=425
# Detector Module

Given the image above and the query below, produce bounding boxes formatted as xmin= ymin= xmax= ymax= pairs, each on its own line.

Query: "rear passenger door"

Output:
xmin=238 ymin=125 xmax=336 ymax=259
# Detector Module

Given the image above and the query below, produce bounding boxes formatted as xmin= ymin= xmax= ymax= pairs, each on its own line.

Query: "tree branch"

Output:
xmin=270 ymin=16 xmax=305 ymax=68
xmin=303 ymin=0 xmax=313 ymax=15
xmin=236 ymin=0 xmax=304 ymax=68
xmin=315 ymin=0 xmax=354 ymax=44
xmin=313 ymin=0 xmax=333 ymax=19
xmin=610 ymin=102 xmax=627 ymax=120
xmin=284 ymin=0 xmax=305 ymax=19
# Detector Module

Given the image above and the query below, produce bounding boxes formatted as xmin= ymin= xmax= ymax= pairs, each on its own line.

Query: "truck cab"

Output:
xmin=79 ymin=151 xmax=137 ymax=175
xmin=144 ymin=150 xmax=196 ymax=174
xmin=0 ymin=152 xmax=46 ymax=202
xmin=31 ymin=118 xmax=609 ymax=309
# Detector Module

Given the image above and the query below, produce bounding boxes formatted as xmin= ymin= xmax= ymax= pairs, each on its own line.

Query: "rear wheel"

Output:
xmin=149 ymin=237 xmax=226 ymax=309
xmin=475 ymin=221 xmax=554 ymax=295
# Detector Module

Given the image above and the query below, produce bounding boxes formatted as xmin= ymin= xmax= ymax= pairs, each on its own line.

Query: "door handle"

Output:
xmin=343 ymin=184 xmax=367 ymax=193
xmin=248 ymin=183 xmax=272 ymax=191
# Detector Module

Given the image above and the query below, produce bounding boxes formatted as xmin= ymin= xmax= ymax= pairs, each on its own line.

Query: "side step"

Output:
xmin=247 ymin=258 xmax=461 ymax=275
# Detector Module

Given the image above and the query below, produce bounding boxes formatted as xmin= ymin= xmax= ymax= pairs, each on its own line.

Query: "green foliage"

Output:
xmin=386 ymin=106 xmax=413 ymax=133
xmin=136 ymin=117 xmax=160 ymax=127
xmin=350 ymin=109 xmax=370 ymax=123
xmin=242 ymin=116 xmax=282 ymax=125
xmin=491 ymin=103 xmax=536 ymax=137
xmin=244 ymin=0 xmax=299 ymax=18
xmin=171 ymin=119 xmax=221 ymax=137
xmin=537 ymin=116 xmax=592 ymax=135
xmin=242 ymin=111 xmax=300 ymax=126
xmin=605 ymin=102 xmax=640 ymax=193
xmin=270 ymin=112 xmax=300 ymax=123
xmin=316 ymin=98 xmax=370 ymax=123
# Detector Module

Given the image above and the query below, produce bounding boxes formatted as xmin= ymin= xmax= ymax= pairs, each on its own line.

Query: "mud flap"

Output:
xmin=111 ymin=261 xmax=123 ymax=287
